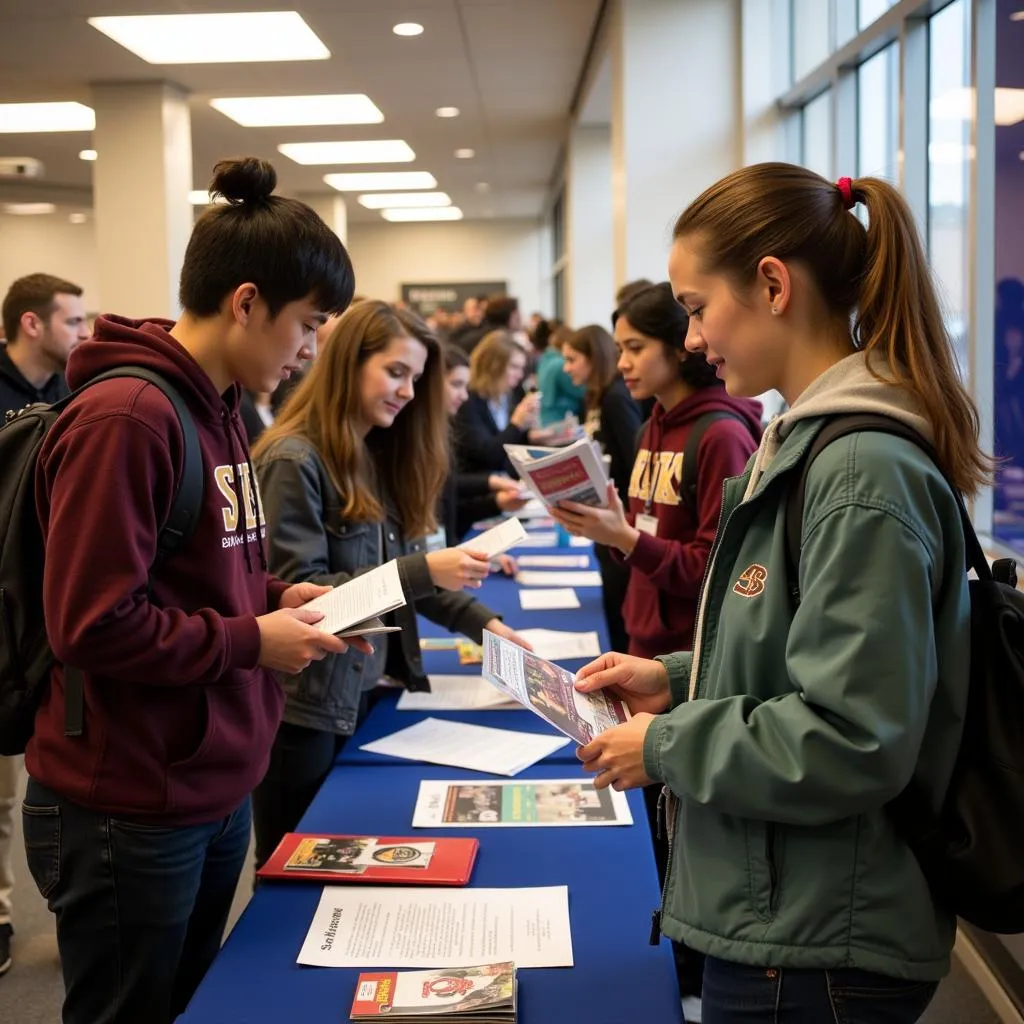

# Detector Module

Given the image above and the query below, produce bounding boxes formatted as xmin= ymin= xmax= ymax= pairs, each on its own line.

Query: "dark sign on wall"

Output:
xmin=401 ymin=281 xmax=507 ymax=316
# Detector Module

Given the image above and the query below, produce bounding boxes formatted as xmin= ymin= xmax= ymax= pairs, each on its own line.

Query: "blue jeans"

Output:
xmin=702 ymin=956 xmax=939 ymax=1024
xmin=22 ymin=778 xmax=251 ymax=1024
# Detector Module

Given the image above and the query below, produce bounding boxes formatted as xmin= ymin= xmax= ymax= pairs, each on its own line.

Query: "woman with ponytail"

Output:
xmin=573 ymin=164 xmax=987 ymax=1022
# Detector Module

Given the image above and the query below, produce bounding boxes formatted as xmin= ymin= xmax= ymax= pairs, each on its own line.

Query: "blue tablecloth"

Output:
xmin=180 ymin=763 xmax=682 ymax=1024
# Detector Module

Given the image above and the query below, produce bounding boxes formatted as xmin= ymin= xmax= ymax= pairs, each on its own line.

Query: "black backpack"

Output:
xmin=0 ymin=367 xmax=204 ymax=755
xmin=785 ymin=413 xmax=1024 ymax=933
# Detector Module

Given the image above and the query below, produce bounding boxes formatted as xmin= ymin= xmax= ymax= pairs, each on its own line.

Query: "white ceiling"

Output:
xmin=0 ymin=0 xmax=603 ymax=223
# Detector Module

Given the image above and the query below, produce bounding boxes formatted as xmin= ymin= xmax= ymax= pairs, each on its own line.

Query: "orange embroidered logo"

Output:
xmin=733 ymin=564 xmax=768 ymax=598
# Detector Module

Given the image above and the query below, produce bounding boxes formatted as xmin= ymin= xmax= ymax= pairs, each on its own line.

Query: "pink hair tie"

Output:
xmin=836 ymin=177 xmax=856 ymax=210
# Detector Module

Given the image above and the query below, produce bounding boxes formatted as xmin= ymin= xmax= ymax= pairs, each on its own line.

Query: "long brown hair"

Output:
xmin=565 ymin=325 xmax=619 ymax=412
xmin=469 ymin=330 xmax=518 ymax=399
xmin=673 ymin=162 xmax=991 ymax=495
xmin=253 ymin=300 xmax=448 ymax=537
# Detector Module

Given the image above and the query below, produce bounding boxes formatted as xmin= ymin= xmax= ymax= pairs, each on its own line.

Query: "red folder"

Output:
xmin=256 ymin=833 xmax=479 ymax=886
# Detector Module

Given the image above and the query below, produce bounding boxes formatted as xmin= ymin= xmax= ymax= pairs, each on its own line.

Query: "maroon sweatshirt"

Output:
xmin=613 ymin=387 xmax=762 ymax=659
xmin=30 ymin=316 xmax=290 ymax=825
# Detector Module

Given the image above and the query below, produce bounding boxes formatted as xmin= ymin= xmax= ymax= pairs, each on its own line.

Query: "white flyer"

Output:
xmin=396 ymin=675 xmax=518 ymax=711
xmin=297 ymin=885 xmax=574 ymax=968
xmin=412 ymin=778 xmax=633 ymax=828
xmin=518 ymin=588 xmax=581 ymax=611
xmin=513 ymin=629 xmax=602 ymax=661
xmin=515 ymin=570 xmax=603 ymax=588
xmin=515 ymin=555 xmax=591 ymax=569
xmin=358 ymin=718 xmax=569 ymax=776
xmin=510 ymin=530 xmax=557 ymax=548
xmin=457 ymin=517 xmax=527 ymax=559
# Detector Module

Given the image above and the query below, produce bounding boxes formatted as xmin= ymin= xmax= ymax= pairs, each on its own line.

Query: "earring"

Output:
xmin=771 ymin=305 xmax=779 ymax=315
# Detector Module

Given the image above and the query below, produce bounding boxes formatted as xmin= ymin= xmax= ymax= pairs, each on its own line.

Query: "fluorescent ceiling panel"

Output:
xmin=210 ymin=94 xmax=383 ymax=127
xmin=88 ymin=12 xmax=329 ymax=64
xmin=279 ymin=140 xmax=414 ymax=165
xmin=3 ymin=202 xmax=56 ymax=215
xmin=382 ymin=207 xmax=463 ymax=222
xmin=358 ymin=192 xmax=451 ymax=209
xmin=324 ymin=171 xmax=437 ymax=191
xmin=79 ymin=149 xmax=98 ymax=161
xmin=0 ymin=102 xmax=94 ymax=133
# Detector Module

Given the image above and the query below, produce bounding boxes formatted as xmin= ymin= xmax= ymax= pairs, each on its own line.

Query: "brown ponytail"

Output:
xmin=673 ymin=162 xmax=991 ymax=495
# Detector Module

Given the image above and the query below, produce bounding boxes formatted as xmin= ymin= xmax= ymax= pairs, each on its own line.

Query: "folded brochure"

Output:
xmin=482 ymin=629 xmax=629 ymax=746
xmin=299 ymin=560 xmax=405 ymax=637
xmin=350 ymin=963 xmax=517 ymax=1020
xmin=503 ymin=436 xmax=609 ymax=510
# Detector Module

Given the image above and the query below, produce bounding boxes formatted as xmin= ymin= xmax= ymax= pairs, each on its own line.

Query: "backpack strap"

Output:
xmin=783 ymin=413 xmax=995 ymax=607
xmin=60 ymin=367 xmax=205 ymax=737
xmin=680 ymin=411 xmax=746 ymax=516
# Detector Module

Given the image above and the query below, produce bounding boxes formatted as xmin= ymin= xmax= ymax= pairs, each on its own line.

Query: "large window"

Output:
xmin=792 ymin=0 xmax=832 ymax=81
xmin=857 ymin=43 xmax=899 ymax=182
xmin=928 ymin=0 xmax=971 ymax=376
xmin=801 ymin=90 xmax=833 ymax=178
xmin=858 ymin=0 xmax=898 ymax=30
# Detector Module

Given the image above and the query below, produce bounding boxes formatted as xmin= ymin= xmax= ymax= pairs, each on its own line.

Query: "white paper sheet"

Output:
xmin=396 ymin=676 xmax=518 ymax=711
xmin=298 ymin=885 xmax=574 ymax=968
xmin=413 ymin=779 xmax=633 ymax=828
xmin=518 ymin=588 xmax=581 ymax=611
xmin=300 ymin=561 xmax=405 ymax=636
xmin=570 ymin=535 xmax=593 ymax=548
xmin=513 ymin=629 xmax=602 ymax=661
xmin=358 ymin=718 xmax=569 ymax=776
xmin=510 ymin=530 xmax=557 ymax=548
xmin=515 ymin=555 xmax=591 ymax=569
xmin=457 ymin=517 xmax=527 ymax=559
xmin=515 ymin=570 xmax=603 ymax=588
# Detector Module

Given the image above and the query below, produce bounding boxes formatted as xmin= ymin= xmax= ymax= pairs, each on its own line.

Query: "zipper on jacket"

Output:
xmin=651 ymin=787 xmax=679 ymax=945
xmin=765 ymin=822 xmax=779 ymax=913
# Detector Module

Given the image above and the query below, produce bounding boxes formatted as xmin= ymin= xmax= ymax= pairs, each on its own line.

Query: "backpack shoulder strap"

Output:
xmin=783 ymin=413 xmax=992 ymax=606
xmin=680 ymin=411 xmax=746 ymax=515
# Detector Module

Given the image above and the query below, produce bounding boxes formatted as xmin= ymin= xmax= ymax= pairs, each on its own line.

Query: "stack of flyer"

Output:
xmin=350 ymin=963 xmax=517 ymax=1022
xmin=503 ymin=437 xmax=610 ymax=510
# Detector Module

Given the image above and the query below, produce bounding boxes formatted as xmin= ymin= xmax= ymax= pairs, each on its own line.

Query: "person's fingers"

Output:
xmin=575 ymin=663 xmax=630 ymax=692
xmin=288 ymin=608 xmax=325 ymax=625
xmin=575 ymin=654 xmax=616 ymax=681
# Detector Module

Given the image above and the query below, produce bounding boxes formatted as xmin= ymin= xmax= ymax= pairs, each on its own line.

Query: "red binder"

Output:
xmin=256 ymin=833 xmax=479 ymax=886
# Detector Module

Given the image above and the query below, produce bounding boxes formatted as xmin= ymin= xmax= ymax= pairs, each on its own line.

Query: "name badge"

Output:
xmin=636 ymin=513 xmax=658 ymax=537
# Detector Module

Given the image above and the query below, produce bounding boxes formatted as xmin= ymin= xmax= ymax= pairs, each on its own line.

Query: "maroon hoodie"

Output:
xmin=29 ymin=316 xmax=290 ymax=825
xmin=612 ymin=387 xmax=762 ymax=660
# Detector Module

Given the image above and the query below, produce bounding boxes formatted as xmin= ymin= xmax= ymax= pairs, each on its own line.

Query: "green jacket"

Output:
xmin=642 ymin=356 xmax=970 ymax=981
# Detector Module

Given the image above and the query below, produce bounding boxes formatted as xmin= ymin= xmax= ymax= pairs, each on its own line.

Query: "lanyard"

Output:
xmin=641 ymin=416 xmax=663 ymax=516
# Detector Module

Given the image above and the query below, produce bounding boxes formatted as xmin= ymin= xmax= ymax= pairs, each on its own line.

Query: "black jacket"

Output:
xmin=441 ymin=468 xmax=501 ymax=544
xmin=453 ymin=388 xmax=528 ymax=476
xmin=594 ymin=376 xmax=643 ymax=506
xmin=0 ymin=344 xmax=68 ymax=420
xmin=452 ymin=318 xmax=508 ymax=355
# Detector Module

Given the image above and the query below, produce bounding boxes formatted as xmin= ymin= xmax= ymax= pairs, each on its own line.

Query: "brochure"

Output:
xmin=412 ymin=779 xmax=633 ymax=828
xmin=300 ymin=560 xmax=405 ymax=637
xmin=503 ymin=436 xmax=610 ymax=510
xmin=481 ymin=630 xmax=630 ymax=746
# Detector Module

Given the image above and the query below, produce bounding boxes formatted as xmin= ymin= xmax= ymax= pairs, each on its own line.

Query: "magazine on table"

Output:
xmin=503 ymin=436 xmax=610 ymax=510
xmin=481 ymin=630 xmax=630 ymax=746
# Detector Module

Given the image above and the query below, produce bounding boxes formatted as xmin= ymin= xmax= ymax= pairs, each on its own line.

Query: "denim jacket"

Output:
xmin=255 ymin=435 xmax=497 ymax=735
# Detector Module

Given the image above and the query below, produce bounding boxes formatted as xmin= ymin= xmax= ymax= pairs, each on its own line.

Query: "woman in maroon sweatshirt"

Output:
xmin=553 ymin=282 xmax=762 ymax=658
xmin=24 ymin=157 xmax=363 ymax=1024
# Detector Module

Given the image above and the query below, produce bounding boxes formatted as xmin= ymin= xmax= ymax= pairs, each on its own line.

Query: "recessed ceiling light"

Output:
xmin=88 ymin=13 xmax=329 ymax=64
xmin=0 ymin=102 xmax=94 ymax=133
xmin=358 ymin=191 xmax=451 ymax=209
xmin=189 ymin=190 xmax=230 ymax=206
xmin=393 ymin=23 xmax=424 ymax=36
xmin=3 ymin=202 xmax=56 ymax=215
xmin=382 ymin=207 xmax=463 ymax=222
xmin=455 ymin=148 xmax=475 ymax=159
xmin=435 ymin=107 xmax=460 ymax=118
xmin=324 ymin=171 xmax=438 ymax=191
xmin=210 ymin=94 xmax=383 ymax=127
xmin=930 ymin=86 xmax=1024 ymax=126
xmin=79 ymin=149 xmax=98 ymax=161
xmin=68 ymin=212 xmax=88 ymax=224
xmin=278 ymin=140 xmax=415 ymax=165
xmin=475 ymin=182 xmax=491 ymax=193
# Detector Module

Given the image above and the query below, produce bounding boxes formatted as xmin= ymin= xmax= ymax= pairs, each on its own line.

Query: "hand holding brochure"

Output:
xmin=482 ymin=630 xmax=629 ymax=746
xmin=300 ymin=560 xmax=406 ymax=637
xmin=503 ymin=437 xmax=610 ymax=510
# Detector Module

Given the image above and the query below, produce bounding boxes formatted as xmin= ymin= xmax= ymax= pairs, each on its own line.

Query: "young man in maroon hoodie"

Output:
xmin=23 ymin=158 xmax=367 ymax=1024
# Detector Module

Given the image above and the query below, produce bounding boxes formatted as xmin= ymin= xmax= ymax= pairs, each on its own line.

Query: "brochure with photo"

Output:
xmin=503 ymin=437 xmax=609 ymax=510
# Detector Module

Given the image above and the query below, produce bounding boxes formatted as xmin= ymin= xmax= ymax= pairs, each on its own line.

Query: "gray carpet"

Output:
xmin=0 ymin=769 xmax=1004 ymax=1023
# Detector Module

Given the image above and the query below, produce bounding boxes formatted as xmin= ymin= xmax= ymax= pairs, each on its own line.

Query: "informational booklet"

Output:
xmin=515 ymin=570 xmax=602 ymax=588
xmin=515 ymin=555 xmax=591 ymax=569
xmin=513 ymin=628 xmax=602 ymax=661
xmin=298 ymin=885 xmax=573 ymax=968
xmin=257 ymin=833 xmax=479 ymax=886
xmin=358 ymin=718 xmax=570 ymax=776
xmin=504 ymin=437 xmax=610 ymax=510
xmin=300 ymin=561 xmax=406 ymax=637
xmin=412 ymin=779 xmax=633 ymax=828
xmin=482 ymin=630 xmax=629 ymax=746
xmin=518 ymin=588 xmax=580 ymax=611
xmin=396 ymin=676 xmax=518 ymax=711
xmin=350 ymin=963 xmax=517 ymax=1021
xmin=457 ymin=518 xmax=527 ymax=559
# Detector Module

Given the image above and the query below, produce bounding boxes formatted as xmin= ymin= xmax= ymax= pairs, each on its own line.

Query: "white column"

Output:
xmin=92 ymin=82 xmax=193 ymax=319
xmin=611 ymin=0 xmax=743 ymax=286
xmin=566 ymin=124 xmax=614 ymax=328
xmin=302 ymin=195 xmax=348 ymax=246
